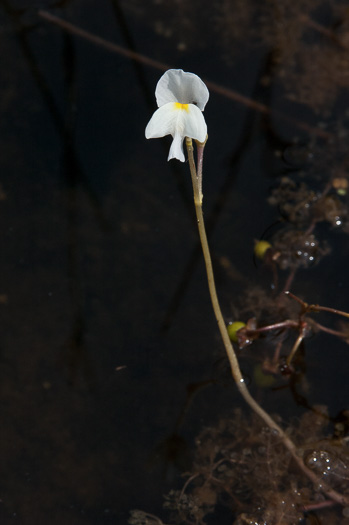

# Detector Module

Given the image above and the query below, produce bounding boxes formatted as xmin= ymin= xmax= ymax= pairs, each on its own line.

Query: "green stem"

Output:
xmin=185 ymin=137 xmax=349 ymax=507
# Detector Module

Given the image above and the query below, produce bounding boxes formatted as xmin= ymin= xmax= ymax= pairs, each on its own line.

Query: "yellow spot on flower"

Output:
xmin=174 ymin=102 xmax=189 ymax=111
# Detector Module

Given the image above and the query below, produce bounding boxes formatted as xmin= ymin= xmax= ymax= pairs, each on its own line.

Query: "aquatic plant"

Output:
xmin=130 ymin=406 xmax=349 ymax=524
xmin=226 ymin=131 xmax=349 ymax=377
xmin=140 ymin=69 xmax=349 ymax=522
xmin=173 ymin=408 xmax=349 ymax=524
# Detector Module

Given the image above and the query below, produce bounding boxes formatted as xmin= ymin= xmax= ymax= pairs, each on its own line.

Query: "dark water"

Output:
xmin=1 ymin=0 xmax=349 ymax=523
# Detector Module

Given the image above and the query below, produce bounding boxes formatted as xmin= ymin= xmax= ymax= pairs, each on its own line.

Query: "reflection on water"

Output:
xmin=1 ymin=0 xmax=349 ymax=523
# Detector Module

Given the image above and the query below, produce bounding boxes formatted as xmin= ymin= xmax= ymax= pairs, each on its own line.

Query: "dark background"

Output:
xmin=0 ymin=0 xmax=348 ymax=523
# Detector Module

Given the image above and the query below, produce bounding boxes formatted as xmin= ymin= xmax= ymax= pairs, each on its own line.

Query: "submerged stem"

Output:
xmin=185 ymin=137 xmax=349 ymax=507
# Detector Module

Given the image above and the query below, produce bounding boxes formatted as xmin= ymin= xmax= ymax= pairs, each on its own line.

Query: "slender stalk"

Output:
xmin=185 ymin=137 xmax=349 ymax=506
xmin=287 ymin=291 xmax=349 ymax=319
xmin=252 ymin=319 xmax=298 ymax=333
xmin=310 ymin=320 xmax=348 ymax=339
xmin=286 ymin=331 xmax=304 ymax=366
xmin=311 ymin=305 xmax=349 ymax=319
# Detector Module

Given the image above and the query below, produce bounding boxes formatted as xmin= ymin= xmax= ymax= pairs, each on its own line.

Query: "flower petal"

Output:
xmin=146 ymin=103 xmax=207 ymax=139
xmin=168 ymin=132 xmax=185 ymax=162
xmin=145 ymin=102 xmax=180 ymax=139
xmin=182 ymin=103 xmax=207 ymax=142
xmin=155 ymin=69 xmax=209 ymax=111
xmin=145 ymin=102 xmax=207 ymax=162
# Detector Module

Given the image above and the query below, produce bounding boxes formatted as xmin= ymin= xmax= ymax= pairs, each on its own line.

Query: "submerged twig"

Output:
xmin=38 ymin=10 xmax=331 ymax=139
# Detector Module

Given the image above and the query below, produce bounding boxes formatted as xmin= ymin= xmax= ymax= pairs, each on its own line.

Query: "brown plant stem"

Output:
xmin=251 ymin=319 xmax=298 ymax=333
xmin=311 ymin=305 xmax=349 ymax=319
xmin=299 ymin=13 xmax=344 ymax=48
xmin=287 ymin=291 xmax=349 ymax=319
xmin=286 ymin=330 xmax=305 ymax=366
xmin=309 ymin=319 xmax=349 ymax=339
xmin=185 ymin=137 xmax=349 ymax=507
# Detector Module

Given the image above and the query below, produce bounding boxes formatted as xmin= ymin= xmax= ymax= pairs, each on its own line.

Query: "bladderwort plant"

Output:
xmin=145 ymin=69 xmax=349 ymax=507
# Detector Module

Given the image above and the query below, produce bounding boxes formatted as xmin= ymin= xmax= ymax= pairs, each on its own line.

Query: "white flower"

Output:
xmin=145 ymin=69 xmax=209 ymax=162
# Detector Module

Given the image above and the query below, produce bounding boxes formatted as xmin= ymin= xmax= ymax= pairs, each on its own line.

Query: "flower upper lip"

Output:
xmin=155 ymin=69 xmax=209 ymax=110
